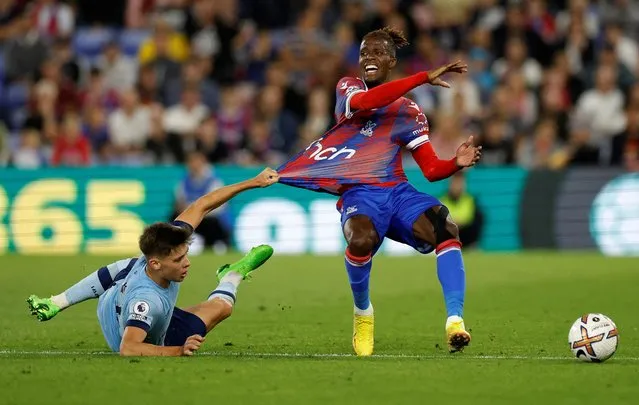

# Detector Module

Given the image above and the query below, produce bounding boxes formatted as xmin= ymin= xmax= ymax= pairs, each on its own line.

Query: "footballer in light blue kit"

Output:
xmin=28 ymin=168 xmax=279 ymax=356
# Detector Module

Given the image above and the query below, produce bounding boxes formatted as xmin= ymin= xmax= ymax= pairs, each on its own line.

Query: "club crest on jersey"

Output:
xmin=305 ymin=137 xmax=356 ymax=161
xmin=360 ymin=120 xmax=376 ymax=137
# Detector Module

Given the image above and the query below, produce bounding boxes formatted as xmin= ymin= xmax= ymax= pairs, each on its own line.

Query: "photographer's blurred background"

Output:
xmin=1 ymin=0 xmax=637 ymax=255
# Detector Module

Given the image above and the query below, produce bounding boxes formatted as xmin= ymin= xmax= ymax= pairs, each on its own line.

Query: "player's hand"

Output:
xmin=182 ymin=334 xmax=205 ymax=356
xmin=427 ymin=60 xmax=468 ymax=88
xmin=455 ymin=135 xmax=482 ymax=167
xmin=254 ymin=167 xmax=280 ymax=187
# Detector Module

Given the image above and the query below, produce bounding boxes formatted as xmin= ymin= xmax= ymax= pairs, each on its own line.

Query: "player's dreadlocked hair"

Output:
xmin=363 ymin=26 xmax=409 ymax=56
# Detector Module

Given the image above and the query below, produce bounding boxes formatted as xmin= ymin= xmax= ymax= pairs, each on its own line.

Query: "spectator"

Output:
xmin=216 ymin=85 xmax=251 ymax=152
xmin=555 ymin=0 xmax=599 ymax=40
xmin=303 ymin=87 xmax=331 ymax=140
xmin=573 ymin=65 xmax=626 ymax=161
xmin=256 ymin=85 xmax=299 ymax=154
xmin=0 ymin=0 xmax=27 ymax=43
xmin=11 ymin=128 xmax=47 ymax=169
xmin=182 ymin=0 xmax=218 ymax=58
xmin=429 ymin=112 xmax=469 ymax=160
xmin=468 ymin=47 xmax=497 ymax=104
xmin=171 ymin=151 xmax=231 ymax=253
xmin=604 ymin=22 xmax=638 ymax=73
xmin=196 ymin=117 xmax=230 ymax=164
xmin=30 ymin=0 xmax=74 ymax=39
xmin=539 ymin=67 xmax=572 ymax=141
xmin=97 ymin=41 xmax=137 ymax=93
xmin=488 ymin=85 xmax=524 ymax=140
xmin=79 ymin=67 xmax=120 ymax=113
xmin=51 ymin=37 xmax=80 ymax=85
xmin=3 ymin=13 xmax=49 ymax=82
xmin=439 ymin=171 xmax=484 ymax=247
xmin=138 ymin=18 xmax=189 ymax=66
xmin=51 ymin=113 xmax=91 ymax=166
xmin=560 ymin=125 xmax=601 ymax=166
xmin=583 ymin=43 xmax=634 ymax=92
xmin=107 ymin=88 xmax=150 ymax=158
xmin=25 ymin=79 xmax=59 ymax=141
xmin=561 ymin=18 xmax=595 ymax=76
xmin=505 ymin=71 xmax=538 ymax=129
xmin=33 ymin=58 xmax=80 ymax=116
xmin=492 ymin=36 xmax=543 ymax=88
xmin=145 ymin=103 xmax=182 ymax=164
xmin=438 ymin=69 xmax=482 ymax=119
xmin=492 ymin=4 xmax=549 ymax=65
xmin=136 ymin=63 xmax=162 ymax=105
xmin=163 ymin=57 xmax=219 ymax=110
xmin=83 ymin=105 xmax=110 ymax=162
xmin=236 ymin=118 xmax=285 ymax=166
xmin=478 ymin=117 xmax=516 ymax=166
xmin=517 ymin=118 xmax=564 ymax=169
xmin=163 ymin=86 xmax=209 ymax=136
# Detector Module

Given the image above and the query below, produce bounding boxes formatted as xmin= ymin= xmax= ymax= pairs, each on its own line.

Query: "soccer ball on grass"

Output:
xmin=568 ymin=313 xmax=618 ymax=362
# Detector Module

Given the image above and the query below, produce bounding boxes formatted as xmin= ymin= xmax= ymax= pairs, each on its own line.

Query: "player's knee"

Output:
xmin=425 ymin=206 xmax=459 ymax=245
xmin=218 ymin=302 xmax=233 ymax=320
xmin=446 ymin=220 xmax=460 ymax=241
xmin=348 ymin=230 xmax=377 ymax=256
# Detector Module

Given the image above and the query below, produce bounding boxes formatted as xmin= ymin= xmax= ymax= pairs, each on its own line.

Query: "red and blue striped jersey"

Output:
xmin=278 ymin=77 xmax=431 ymax=195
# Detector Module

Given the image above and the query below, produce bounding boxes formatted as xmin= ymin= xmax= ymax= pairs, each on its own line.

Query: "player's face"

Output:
xmin=359 ymin=38 xmax=396 ymax=86
xmin=159 ymin=243 xmax=191 ymax=282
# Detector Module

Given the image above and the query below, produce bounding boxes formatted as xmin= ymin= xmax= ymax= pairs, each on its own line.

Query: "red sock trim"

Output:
xmin=345 ymin=248 xmax=372 ymax=264
xmin=436 ymin=240 xmax=462 ymax=254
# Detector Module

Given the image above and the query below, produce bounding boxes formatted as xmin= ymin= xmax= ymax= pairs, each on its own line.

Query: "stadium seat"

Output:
xmin=5 ymin=83 xmax=28 ymax=109
xmin=73 ymin=28 xmax=117 ymax=59
xmin=119 ymin=29 xmax=151 ymax=58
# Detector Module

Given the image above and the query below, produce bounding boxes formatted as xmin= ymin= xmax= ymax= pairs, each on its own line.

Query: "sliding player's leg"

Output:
xmin=27 ymin=257 xmax=139 ymax=321
xmin=164 ymin=245 xmax=274 ymax=346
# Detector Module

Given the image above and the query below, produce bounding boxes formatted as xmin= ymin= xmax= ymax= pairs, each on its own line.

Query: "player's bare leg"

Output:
xmin=343 ymin=215 xmax=378 ymax=356
xmin=413 ymin=206 xmax=470 ymax=353
xmin=182 ymin=299 xmax=233 ymax=332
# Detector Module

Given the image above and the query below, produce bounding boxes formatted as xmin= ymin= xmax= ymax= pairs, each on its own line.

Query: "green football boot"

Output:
xmin=27 ymin=295 xmax=61 ymax=322
xmin=216 ymin=245 xmax=274 ymax=281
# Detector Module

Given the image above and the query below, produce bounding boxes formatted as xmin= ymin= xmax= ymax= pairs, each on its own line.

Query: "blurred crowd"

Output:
xmin=1 ymin=0 xmax=639 ymax=171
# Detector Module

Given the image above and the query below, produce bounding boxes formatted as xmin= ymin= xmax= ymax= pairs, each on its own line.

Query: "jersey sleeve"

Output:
xmin=123 ymin=294 xmax=164 ymax=333
xmin=334 ymin=77 xmax=367 ymax=122
xmin=394 ymin=100 xmax=431 ymax=151
xmin=170 ymin=220 xmax=194 ymax=234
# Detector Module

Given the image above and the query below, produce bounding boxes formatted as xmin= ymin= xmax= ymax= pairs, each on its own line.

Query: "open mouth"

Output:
xmin=365 ymin=64 xmax=379 ymax=74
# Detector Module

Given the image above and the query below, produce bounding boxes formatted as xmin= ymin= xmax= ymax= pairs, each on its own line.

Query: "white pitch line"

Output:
xmin=1 ymin=350 xmax=638 ymax=361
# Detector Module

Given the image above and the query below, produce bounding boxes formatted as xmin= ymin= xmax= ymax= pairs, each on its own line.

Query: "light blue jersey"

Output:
xmin=97 ymin=256 xmax=180 ymax=352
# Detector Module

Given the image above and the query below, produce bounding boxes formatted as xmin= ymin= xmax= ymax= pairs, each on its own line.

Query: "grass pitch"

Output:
xmin=1 ymin=252 xmax=638 ymax=404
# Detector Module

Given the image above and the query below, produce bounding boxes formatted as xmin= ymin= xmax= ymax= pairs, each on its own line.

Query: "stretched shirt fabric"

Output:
xmin=278 ymin=76 xmax=431 ymax=195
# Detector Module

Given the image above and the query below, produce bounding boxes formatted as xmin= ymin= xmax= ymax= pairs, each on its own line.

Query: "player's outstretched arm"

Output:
xmin=119 ymin=326 xmax=204 ymax=356
xmin=411 ymin=136 xmax=481 ymax=182
xmin=426 ymin=60 xmax=468 ymax=88
xmin=175 ymin=168 xmax=279 ymax=230
xmin=348 ymin=60 xmax=468 ymax=112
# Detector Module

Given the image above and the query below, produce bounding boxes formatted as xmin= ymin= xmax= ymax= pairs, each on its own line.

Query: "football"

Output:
xmin=568 ymin=313 xmax=619 ymax=362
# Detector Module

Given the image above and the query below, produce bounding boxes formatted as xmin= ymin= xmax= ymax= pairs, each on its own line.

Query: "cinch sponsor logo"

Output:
xmin=305 ymin=138 xmax=357 ymax=161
